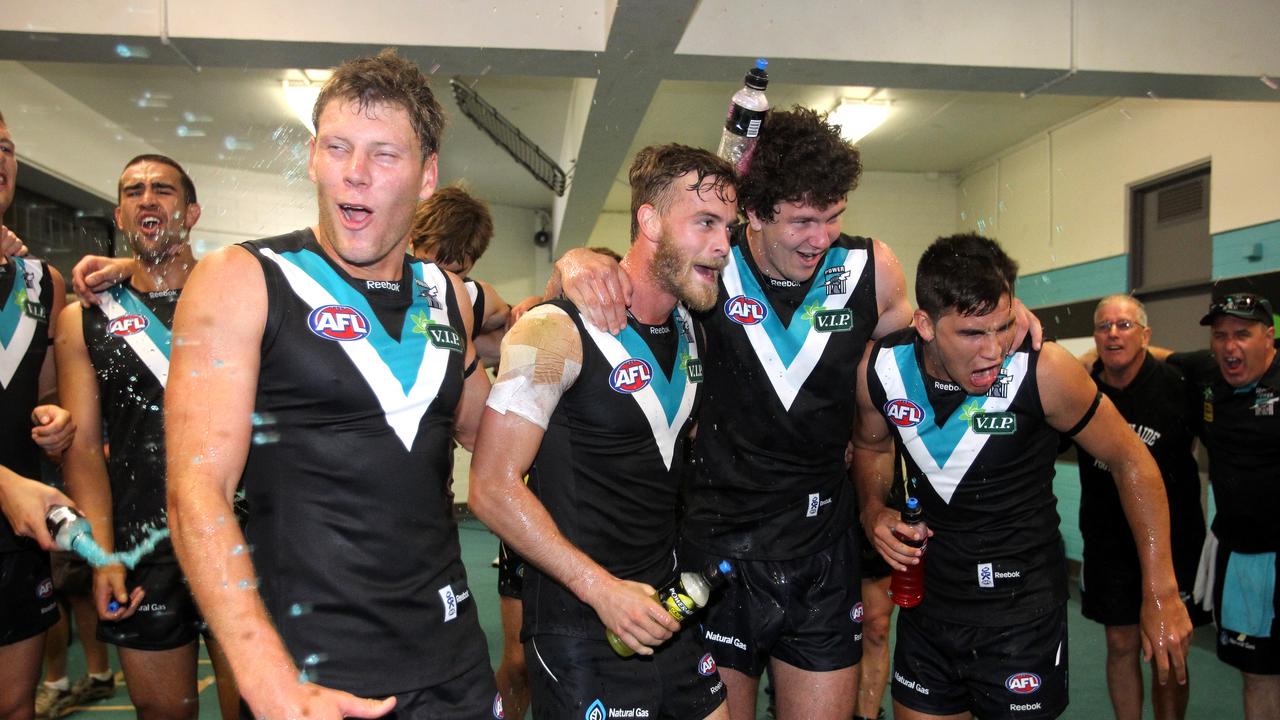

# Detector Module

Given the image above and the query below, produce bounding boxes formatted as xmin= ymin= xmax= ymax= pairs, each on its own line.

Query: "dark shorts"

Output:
xmin=860 ymin=530 xmax=892 ymax=581
xmin=892 ymin=604 xmax=1069 ymax=719
xmin=0 ymin=549 xmax=59 ymax=646
xmin=682 ymin=526 xmax=863 ymax=677
xmin=241 ymin=656 xmax=501 ymax=720
xmin=497 ymin=540 xmax=525 ymax=600
xmin=1080 ymin=540 xmax=1211 ymax=628
xmin=526 ymin=630 xmax=725 ymax=720
xmin=1213 ymin=544 xmax=1280 ymax=675
xmin=50 ymin=550 xmax=93 ymax=596
xmin=97 ymin=561 xmax=201 ymax=651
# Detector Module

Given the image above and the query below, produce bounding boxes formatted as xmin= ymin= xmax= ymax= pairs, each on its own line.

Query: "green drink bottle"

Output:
xmin=607 ymin=559 xmax=734 ymax=657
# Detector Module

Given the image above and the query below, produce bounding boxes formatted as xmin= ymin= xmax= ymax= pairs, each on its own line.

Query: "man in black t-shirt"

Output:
xmin=1165 ymin=293 xmax=1280 ymax=720
xmin=1077 ymin=294 xmax=1206 ymax=720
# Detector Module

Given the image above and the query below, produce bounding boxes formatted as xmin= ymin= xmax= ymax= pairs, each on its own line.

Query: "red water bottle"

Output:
xmin=889 ymin=497 xmax=926 ymax=608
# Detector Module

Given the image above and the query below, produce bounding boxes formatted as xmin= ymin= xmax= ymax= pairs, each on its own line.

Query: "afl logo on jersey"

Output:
xmin=698 ymin=652 xmax=717 ymax=677
xmin=1005 ymin=672 xmax=1041 ymax=694
xmin=609 ymin=358 xmax=653 ymax=394
xmin=491 ymin=692 xmax=504 ymax=718
xmin=850 ymin=602 xmax=864 ymax=623
xmin=308 ymin=305 xmax=370 ymax=342
xmin=884 ymin=398 xmax=924 ymax=427
xmin=108 ymin=314 xmax=149 ymax=337
xmin=36 ymin=578 xmax=54 ymax=599
xmin=724 ymin=295 xmax=767 ymax=325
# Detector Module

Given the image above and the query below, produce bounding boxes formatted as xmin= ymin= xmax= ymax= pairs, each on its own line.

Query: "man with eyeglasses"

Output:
xmin=1076 ymin=294 xmax=1207 ymax=720
xmin=1161 ymin=293 xmax=1280 ymax=720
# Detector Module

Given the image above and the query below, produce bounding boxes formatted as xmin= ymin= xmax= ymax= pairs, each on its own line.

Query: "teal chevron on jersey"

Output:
xmin=108 ymin=286 xmax=172 ymax=359
xmin=890 ymin=343 xmax=1014 ymax=469
xmin=279 ymin=248 xmax=431 ymax=394
xmin=0 ymin=257 xmax=32 ymax=347
xmin=730 ymin=245 xmax=850 ymax=366
xmin=614 ymin=321 xmax=689 ymax=425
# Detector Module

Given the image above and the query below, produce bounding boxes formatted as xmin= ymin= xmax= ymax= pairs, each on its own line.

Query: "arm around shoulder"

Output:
xmin=870 ymin=239 xmax=912 ymax=340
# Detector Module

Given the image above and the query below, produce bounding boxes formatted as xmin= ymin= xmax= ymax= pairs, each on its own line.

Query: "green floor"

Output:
xmin=50 ymin=518 xmax=1242 ymax=719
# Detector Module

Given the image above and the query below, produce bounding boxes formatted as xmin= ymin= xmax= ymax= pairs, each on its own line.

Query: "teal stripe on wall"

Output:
xmin=1017 ymin=256 xmax=1128 ymax=309
xmin=1212 ymin=219 xmax=1280 ymax=280
xmin=1053 ymin=462 xmax=1084 ymax=562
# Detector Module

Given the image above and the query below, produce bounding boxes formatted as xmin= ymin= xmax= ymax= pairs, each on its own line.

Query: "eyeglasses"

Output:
xmin=1094 ymin=319 xmax=1144 ymax=333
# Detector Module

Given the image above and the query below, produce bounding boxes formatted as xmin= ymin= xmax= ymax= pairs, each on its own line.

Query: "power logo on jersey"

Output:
xmin=610 ymin=358 xmax=653 ymax=394
xmin=724 ymin=295 xmax=767 ymax=325
xmin=308 ymin=305 xmax=370 ymax=342
xmin=1005 ymin=672 xmax=1041 ymax=695
xmin=108 ymin=314 xmax=149 ymax=337
xmin=698 ymin=653 xmax=717 ymax=677
xmin=885 ymin=398 xmax=925 ymax=427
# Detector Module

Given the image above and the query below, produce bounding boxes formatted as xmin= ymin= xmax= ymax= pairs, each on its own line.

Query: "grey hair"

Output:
xmin=1094 ymin=294 xmax=1148 ymax=327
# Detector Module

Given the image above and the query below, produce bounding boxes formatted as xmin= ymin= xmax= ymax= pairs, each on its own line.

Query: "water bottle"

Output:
xmin=889 ymin=497 xmax=927 ymax=608
xmin=46 ymin=505 xmax=93 ymax=554
xmin=607 ymin=559 xmax=734 ymax=657
xmin=716 ymin=59 xmax=769 ymax=173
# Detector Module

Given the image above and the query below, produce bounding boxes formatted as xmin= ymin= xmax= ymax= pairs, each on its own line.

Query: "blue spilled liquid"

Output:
xmin=64 ymin=521 xmax=170 ymax=570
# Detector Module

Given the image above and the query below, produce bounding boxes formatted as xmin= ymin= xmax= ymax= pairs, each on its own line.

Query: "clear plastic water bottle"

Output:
xmin=716 ymin=59 xmax=769 ymax=173
xmin=889 ymin=497 xmax=927 ymax=608
xmin=46 ymin=505 xmax=93 ymax=554
xmin=607 ymin=559 xmax=734 ymax=657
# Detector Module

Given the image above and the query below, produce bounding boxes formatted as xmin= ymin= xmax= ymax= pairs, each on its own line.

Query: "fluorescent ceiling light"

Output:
xmin=830 ymin=98 xmax=891 ymax=144
xmin=282 ymin=69 xmax=332 ymax=135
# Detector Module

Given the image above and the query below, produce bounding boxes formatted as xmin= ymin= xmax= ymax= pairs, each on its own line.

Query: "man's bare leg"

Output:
xmin=717 ymin=666 xmax=761 ymax=720
xmin=771 ymin=657 xmax=857 ymax=720
xmin=857 ymin=575 xmax=894 ymax=718
xmin=0 ymin=634 xmax=46 ymax=720
xmin=1242 ymin=672 xmax=1280 ymax=720
xmin=118 ymin=643 xmax=199 ymax=720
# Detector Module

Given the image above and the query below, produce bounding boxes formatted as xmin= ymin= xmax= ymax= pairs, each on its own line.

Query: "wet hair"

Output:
xmin=737 ymin=106 xmax=862 ymax=222
xmin=916 ymin=233 xmax=1019 ymax=318
xmin=1094 ymin=294 xmax=1148 ymax=327
xmin=313 ymin=48 xmax=446 ymax=159
xmin=410 ymin=185 xmax=493 ymax=267
xmin=118 ymin=154 xmax=197 ymax=204
xmin=629 ymin=143 xmax=735 ymax=242
xmin=0 ymin=109 xmax=6 ymax=124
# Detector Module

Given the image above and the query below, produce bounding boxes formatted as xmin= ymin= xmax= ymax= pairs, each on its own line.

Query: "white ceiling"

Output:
xmin=2 ymin=0 xmax=1276 ymax=249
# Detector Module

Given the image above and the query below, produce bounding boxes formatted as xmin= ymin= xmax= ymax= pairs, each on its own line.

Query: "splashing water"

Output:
xmin=66 ymin=524 xmax=171 ymax=569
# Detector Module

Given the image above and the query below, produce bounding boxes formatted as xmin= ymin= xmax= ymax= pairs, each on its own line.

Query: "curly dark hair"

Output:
xmin=916 ymin=233 xmax=1019 ymax=318
xmin=629 ymin=143 xmax=735 ymax=242
xmin=314 ymin=48 xmax=446 ymax=159
xmin=737 ymin=107 xmax=862 ymax=222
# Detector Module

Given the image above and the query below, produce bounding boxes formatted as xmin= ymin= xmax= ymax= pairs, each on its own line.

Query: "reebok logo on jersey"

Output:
xmin=308 ymin=305 xmax=370 ymax=342
xmin=932 ymin=379 xmax=962 ymax=393
xmin=723 ymin=295 xmax=767 ymax=325
xmin=884 ymin=398 xmax=924 ymax=427
xmin=609 ymin=358 xmax=653 ymax=394
xmin=365 ymin=280 xmax=400 ymax=292
xmin=108 ymin=314 xmax=149 ymax=337
xmin=439 ymin=585 xmax=458 ymax=622
xmin=1010 ymin=702 xmax=1043 ymax=712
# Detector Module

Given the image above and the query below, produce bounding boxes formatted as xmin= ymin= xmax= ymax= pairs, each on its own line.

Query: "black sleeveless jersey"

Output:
xmin=1076 ymin=354 xmax=1204 ymax=582
xmin=0 ymin=257 xmax=55 ymax=553
xmin=240 ymin=229 xmax=488 ymax=696
xmin=1171 ymin=350 xmax=1280 ymax=553
xmin=83 ymin=283 xmax=179 ymax=559
xmin=523 ymin=299 xmax=704 ymax=640
xmin=867 ymin=329 xmax=1066 ymax=625
xmin=463 ymin=277 xmax=485 ymax=341
xmin=683 ymin=228 xmax=879 ymax=560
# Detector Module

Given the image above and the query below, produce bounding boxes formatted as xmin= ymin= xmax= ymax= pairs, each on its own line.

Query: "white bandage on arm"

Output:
xmin=485 ymin=304 xmax=582 ymax=430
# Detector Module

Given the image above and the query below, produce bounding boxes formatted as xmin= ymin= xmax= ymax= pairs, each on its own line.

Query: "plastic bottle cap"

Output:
xmin=745 ymin=58 xmax=769 ymax=91
xmin=906 ymin=497 xmax=919 ymax=510
xmin=718 ymin=560 xmax=733 ymax=574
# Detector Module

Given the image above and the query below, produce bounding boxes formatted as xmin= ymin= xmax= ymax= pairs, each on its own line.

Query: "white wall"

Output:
xmin=958 ymin=98 xmax=1280 ymax=275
